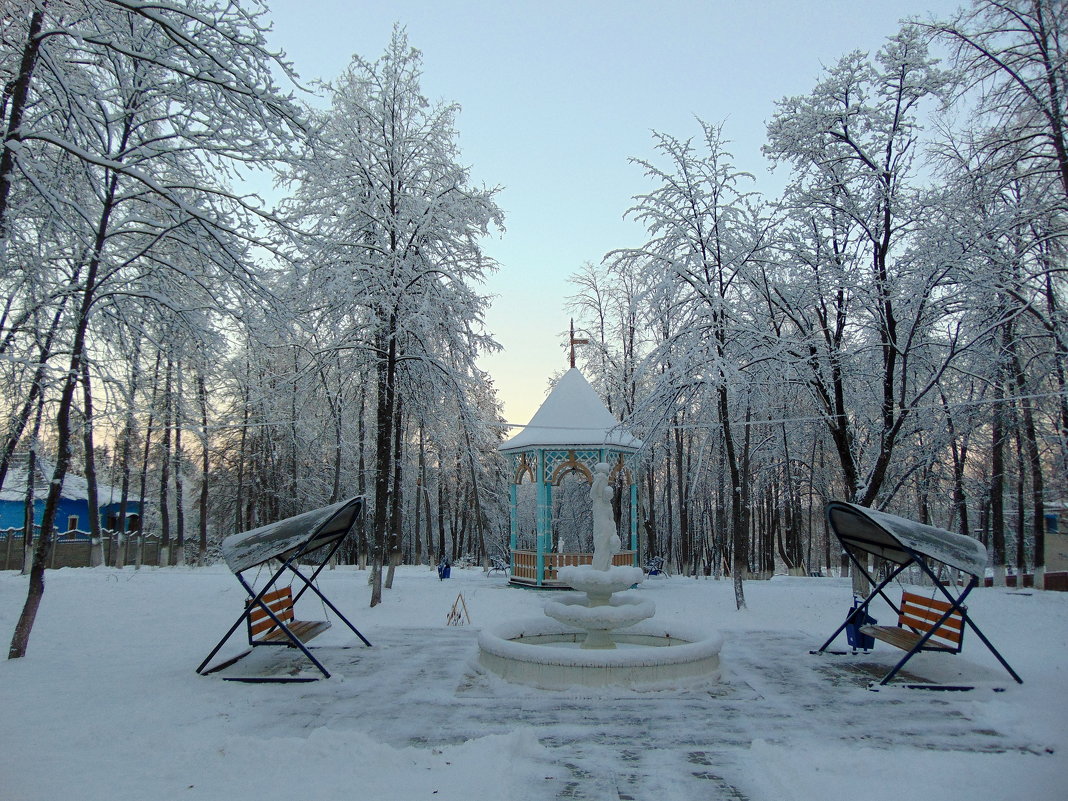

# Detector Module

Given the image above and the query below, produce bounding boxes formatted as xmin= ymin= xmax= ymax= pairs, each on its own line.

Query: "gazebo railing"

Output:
xmin=511 ymin=549 xmax=637 ymax=585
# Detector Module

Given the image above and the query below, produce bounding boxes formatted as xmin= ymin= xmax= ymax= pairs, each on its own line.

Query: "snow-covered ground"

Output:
xmin=2 ymin=564 xmax=1065 ymax=800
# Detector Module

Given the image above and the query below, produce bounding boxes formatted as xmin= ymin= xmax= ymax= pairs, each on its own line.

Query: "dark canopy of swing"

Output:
xmin=221 ymin=496 xmax=364 ymax=574
xmin=827 ymin=501 xmax=987 ymax=577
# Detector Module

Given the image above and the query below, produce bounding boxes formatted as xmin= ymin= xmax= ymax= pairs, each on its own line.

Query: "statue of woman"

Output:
xmin=590 ymin=462 xmax=619 ymax=570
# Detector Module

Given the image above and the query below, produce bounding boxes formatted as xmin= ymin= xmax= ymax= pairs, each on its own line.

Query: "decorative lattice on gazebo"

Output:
xmin=500 ymin=367 xmax=641 ymax=587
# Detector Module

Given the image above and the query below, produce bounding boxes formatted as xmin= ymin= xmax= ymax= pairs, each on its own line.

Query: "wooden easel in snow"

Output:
xmin=447 ymin=593 xmax=470 ymax=626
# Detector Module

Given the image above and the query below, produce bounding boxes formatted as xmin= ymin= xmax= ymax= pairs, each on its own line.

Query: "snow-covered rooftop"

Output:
xmin=0 ymin=457 xmax=121 ymax=505
xmin=499 ymin=368 xmax=641 ymax=452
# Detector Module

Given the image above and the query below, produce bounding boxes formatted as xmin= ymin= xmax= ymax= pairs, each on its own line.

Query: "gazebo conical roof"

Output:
xmin=499 ymin=368 xmax=642 ymax=453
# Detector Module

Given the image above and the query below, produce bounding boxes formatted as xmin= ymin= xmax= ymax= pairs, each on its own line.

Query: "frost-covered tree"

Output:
xmin=920 ymin=0 xmax=1068 ymax=586
xmin=6 ymin=0 xmax=307 ymax=659
xmin=562 ymin=12 xmax=1067 ymax=588
xmin=567 ymin=260 xmax=646 ymax=419
xmin=922 ymin=0 xmax=1068 ymax=206
xmin=763 ymin=29 xmax=958 ymax=509
xmin=281 ymin=27 xmax=503 ymax=606
xmin=615 ymin=122 xmax=773 ymax=609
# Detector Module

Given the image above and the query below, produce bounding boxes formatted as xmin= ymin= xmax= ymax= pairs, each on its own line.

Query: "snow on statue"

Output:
xmin=590 ymin=462 xmax=619 ymax=570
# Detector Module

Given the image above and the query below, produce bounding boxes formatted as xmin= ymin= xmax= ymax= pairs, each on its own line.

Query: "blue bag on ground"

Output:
xmin=845 ymin=598 xmax=876 ymax=650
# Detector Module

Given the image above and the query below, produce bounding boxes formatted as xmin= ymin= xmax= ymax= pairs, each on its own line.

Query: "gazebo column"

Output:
xmin=536 ymin=452 xmax=551 ymax=586
xmin=630 ymin=482 xmax=639 ymax=563
xmin=508 ymin=483 xmax=518 ymax=568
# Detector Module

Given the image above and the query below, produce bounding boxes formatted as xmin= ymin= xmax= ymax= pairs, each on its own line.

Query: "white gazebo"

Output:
xmin=500 ymin=368 xmax=642 ymax=587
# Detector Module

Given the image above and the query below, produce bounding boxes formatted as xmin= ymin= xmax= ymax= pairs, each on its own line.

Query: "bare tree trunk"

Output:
xmin=80 ymin=359 xmax=104 ymax=567
xmin=674 ymin=423 xmax=690 ymax=575
xmin=357 ymin=388 xmax=368 ymax=569
xmin=20 ymin=447 xmax=37 ymax=575
xmin=174 ymin=410 xmax=186 ymax=568
xmin=1014 ymin=421 xmax=1026 ymax=576
xmin=0 ymin=7 xmax=44 ymax=238
xmin=437 ymin=479 xmax=446 ymax=562
xmin=137 ymin=352 xmax=162 ymax=569
xmin=329 ymin=393 xmax=343 ymax=504
xmin=664 ymin=434 xmax=674 ymax=571
xmin=370 ymin=317 xmax=398 ymax=606
xmin=384 ymin=397 xmax=403 ymax=590
xmin=158 ymin=359 xmax=174 ymax=568
xmin=423 ymin=445 xmax=434 ymax=565
xmin=990 ymin=374 xmax=1007 ymax=587
xmin=1010 ymin=343 xmax=1046 ymax=588
xmin=172 ymin=364 xmax=186 ymax=567
xmin=233 ymin=374 xmax=249 ymax=538
xmin=414 ymin=423 xmax=425 ymax=566
xmin=197 ymin=372 xmax=209 ymax=566
xmin=461 ymin=424 xmax=489 ymax=569
xmin=644 ymin=461 xmax=656 ymax=562
xmin=1042 ymin=268 xmax=1068 ymax=488
xmin=719 ymin=387 xmax=747 ymax=610
xmin=114 ymin=407 xmax=133 ymax=570
xmin=942 ymin=389 xmax=972 ymax=540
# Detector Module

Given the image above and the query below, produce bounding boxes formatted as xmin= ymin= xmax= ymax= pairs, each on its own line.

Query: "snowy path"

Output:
xmin=2 ymin=567 xmax=1063 ymax=801
xmin=217 ymin=623 xmax=1044 ymax=799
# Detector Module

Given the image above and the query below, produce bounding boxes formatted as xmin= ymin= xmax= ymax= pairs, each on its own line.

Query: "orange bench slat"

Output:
xmin=869 ymin=591 xmax=966 ymax=652
xmin=246 ymin=586 xmax=329 ymax=644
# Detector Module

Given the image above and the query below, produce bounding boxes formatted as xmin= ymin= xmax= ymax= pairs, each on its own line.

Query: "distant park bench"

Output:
xmin=645 ymin=556 xmax=666 ymax=576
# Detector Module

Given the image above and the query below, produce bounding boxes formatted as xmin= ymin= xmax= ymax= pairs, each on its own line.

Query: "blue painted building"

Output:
xmin=0 ymin=457 xmax=142 ymax=538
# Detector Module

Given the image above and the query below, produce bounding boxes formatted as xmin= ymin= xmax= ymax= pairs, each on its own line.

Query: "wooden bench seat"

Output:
xmin=860 ymin=591 xmax=964 ymax=654
xmin=248 ymin=586 xmax=330 ymax=646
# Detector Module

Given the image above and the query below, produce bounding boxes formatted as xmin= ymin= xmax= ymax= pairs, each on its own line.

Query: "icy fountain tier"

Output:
xmin=544 ymin=565 xmax=653 ymax=649
xmin=478 ymin=462 xmax=722 ymax=688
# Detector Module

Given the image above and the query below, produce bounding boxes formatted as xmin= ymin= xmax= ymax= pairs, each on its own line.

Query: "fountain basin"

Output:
xmin=477 ymin=617 xmax=723 ymax=689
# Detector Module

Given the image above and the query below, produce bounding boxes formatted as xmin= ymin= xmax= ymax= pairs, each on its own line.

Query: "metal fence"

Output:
xmin=0 ymin=528 xmax=167 ymax=570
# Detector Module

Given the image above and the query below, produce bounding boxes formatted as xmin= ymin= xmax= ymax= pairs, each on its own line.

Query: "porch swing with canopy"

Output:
xmin=196 ymin=497 xmax=372 ymax=682
xmin=814 ymin=501 xmax=1022 ymax=689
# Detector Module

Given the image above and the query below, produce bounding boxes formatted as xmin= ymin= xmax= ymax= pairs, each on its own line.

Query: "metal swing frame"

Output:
xmin=815 ymin=501 xmax=1022 ymax=688
xmin=196 ymin=497 xmax=372 ymax=682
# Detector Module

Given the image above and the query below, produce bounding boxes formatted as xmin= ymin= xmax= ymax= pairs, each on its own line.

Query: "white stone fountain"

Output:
xmin=478 ymin=463 xmax=722 ymax=689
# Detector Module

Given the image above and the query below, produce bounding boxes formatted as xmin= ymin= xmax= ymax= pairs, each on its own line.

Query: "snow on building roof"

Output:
xmin=499 ymin=368 xmax=642 ymax=452
xmin=0 ymin=457 xmax=122 ymax=505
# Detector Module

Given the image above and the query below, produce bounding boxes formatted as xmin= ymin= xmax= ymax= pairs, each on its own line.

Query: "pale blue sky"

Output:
xmin=264 ymin=0 xmax=963 ymax=426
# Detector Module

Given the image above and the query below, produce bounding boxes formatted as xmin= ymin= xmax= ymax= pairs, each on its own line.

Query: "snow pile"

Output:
xmin=741 ymin=738 xmax=1065 ymax=801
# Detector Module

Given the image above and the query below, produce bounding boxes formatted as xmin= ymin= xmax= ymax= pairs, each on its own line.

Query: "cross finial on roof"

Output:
xmin=569 ymin=318 xmax=589 ymax=369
